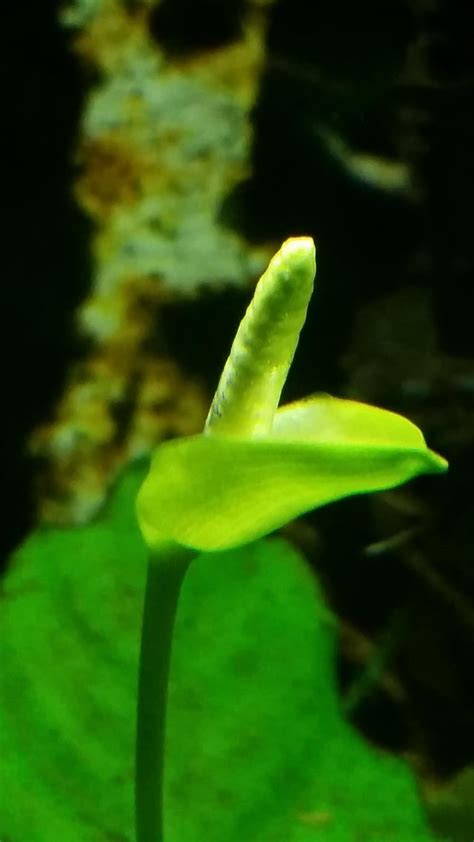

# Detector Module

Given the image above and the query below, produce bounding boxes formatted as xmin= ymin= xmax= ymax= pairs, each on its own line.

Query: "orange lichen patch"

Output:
xmin=33 ymin=447 xmax=124 ymax=525
xmin=76 ymin=137 xmax=150 ymax=218
xmin=31 ymin=380 xmax=120 ymax=466
xmin=166 ymin=9 xmax=268 ymax=105
xmin=31 ymin=349 xmax=208 ymax=524
xmin=30 ymin=233 xmax=210 ymax=524
xmin=134 ymin=356 xmax=188 ymax=408
xmin=76 ymin=131 xmax=193 ymax=222
xmin=53 ymin=386 xmax=115 ymax=450
xmin=73 ymin=351 xmax=130 ymax=401
xmin=70 ymin=0 xmax=152 ymax=74
xmin=127 ymin=359 xmax=207 ymax=458
xmin=40 ymin=0 xmax=271 ymax=524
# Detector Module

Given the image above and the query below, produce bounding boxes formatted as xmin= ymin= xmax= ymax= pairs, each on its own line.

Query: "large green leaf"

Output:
xmin=0 ymin=465 xmax=438 ymax=841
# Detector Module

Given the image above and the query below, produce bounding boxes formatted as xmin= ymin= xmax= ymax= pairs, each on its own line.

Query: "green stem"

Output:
xmin=135 ymin=545 xmax=194 ymax=842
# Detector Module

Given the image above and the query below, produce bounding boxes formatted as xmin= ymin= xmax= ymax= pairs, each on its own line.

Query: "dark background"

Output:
xmin=2 ymin=0 xmax=473 ymax=802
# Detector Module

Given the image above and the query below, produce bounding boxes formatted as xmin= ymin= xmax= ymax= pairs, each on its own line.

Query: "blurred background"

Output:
xmin=1 ymin=0 xmax=473 ymax=839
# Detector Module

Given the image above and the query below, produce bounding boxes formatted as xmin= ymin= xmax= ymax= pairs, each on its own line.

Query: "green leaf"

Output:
xmin=0 ymin=466 xmax=437 ymax=841
xmin=137 ymin=397 xmax=447 ymax=552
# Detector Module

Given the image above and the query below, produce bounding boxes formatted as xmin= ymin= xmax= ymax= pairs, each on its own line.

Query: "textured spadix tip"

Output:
xmin=279 ymin=236 xmax=316 ymax=275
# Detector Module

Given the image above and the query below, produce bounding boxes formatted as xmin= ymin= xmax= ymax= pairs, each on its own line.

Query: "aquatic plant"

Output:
xmin=135 ymin=236 xmax=447 ymax=842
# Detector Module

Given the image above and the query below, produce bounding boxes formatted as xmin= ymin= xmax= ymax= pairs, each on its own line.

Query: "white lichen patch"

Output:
xmin=32 ymin=0 xmax=273 ymax=523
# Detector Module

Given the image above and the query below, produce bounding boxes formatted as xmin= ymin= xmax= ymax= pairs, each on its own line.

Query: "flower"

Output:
xmin=137 ymin=238 xmax=447 ymax=553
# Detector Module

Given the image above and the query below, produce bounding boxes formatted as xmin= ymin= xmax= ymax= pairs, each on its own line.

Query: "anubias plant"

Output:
xmin=135 ymin=237 xmax=447 ymax=842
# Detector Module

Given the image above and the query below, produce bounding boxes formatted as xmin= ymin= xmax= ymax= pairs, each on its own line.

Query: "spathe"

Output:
xmin=137 ymin=395 xmax=447 ymax=552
